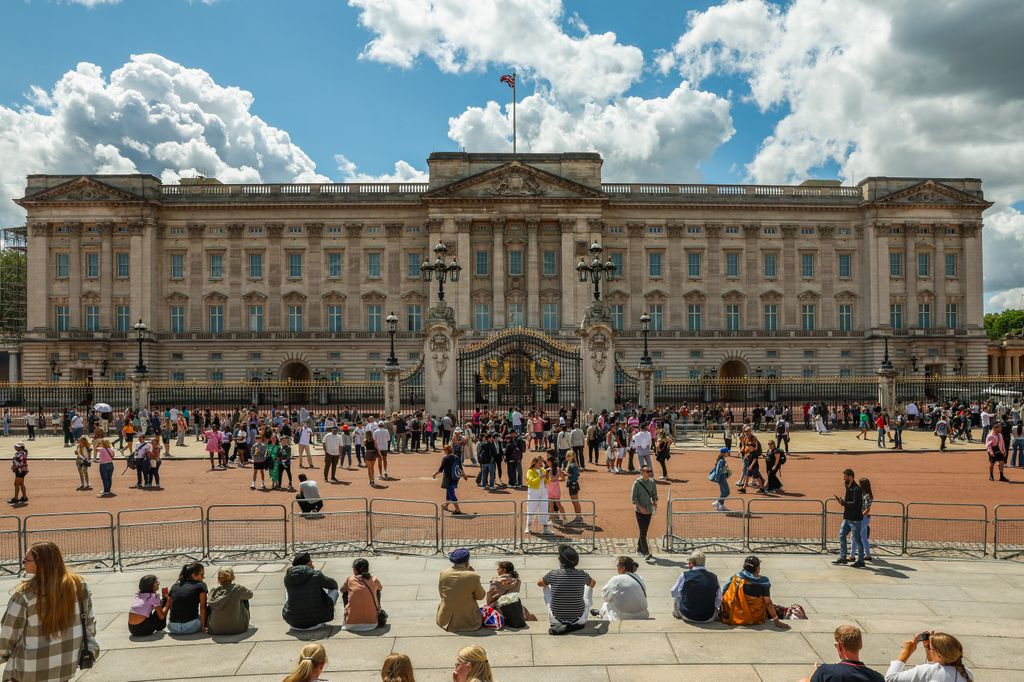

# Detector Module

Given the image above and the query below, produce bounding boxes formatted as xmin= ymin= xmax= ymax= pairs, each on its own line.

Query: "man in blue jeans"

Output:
xmin=833 ymin=468 xmax=865 ymax=568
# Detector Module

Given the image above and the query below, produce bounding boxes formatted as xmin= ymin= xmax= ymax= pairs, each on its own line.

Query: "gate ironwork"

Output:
xmin=458 ymin=328 xmax=580 ymax=420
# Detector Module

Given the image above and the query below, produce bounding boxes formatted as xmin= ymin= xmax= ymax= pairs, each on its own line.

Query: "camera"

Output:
xmin=916 ymin=631 xmax=930 ymax=643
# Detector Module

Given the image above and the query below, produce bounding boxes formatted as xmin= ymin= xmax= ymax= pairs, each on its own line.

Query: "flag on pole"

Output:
xmin=500 ymin=74 xmax=515 ymax=88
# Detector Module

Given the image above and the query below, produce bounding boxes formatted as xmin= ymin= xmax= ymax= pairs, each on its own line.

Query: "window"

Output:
xmin=288 ymin=226 xmax=303 ymax=234
xmin=687 ymin=252 xmax=701 ymax=277
xmin=763 ymin=253 xmax=777 ymax=278
xmin=648 ymin=304 xmax=664 ymax=331
xmin=407 ymin=253 xmax=421 ymax=278
xmin=170 ymin=254 xmax=184 ymax=279
xmin=801 ymin=304 xmax=816 ymax=331
xmin=407 ymin=304 xmax=422 ymax=332
xmin=918 ymin=303 xmax=931 ymax=329
xmin=725 ymin=252 xmax=739 ymax=278
xmin=917 ymin=252 xmax=930 ymax=277
xmin=801 ymin=253 xmax=814 ymax=278
xmin=508 ymin=250 xmax=523 ymax=276
xmin=115 ymin=305 xmax=130 ymax=332
xmin=803 ymin=368 xmax=816 ymax=378
xmin=838 ymin=303 xmax=853 ymax=331
xmin=890 ymin=252 xmax=903 ymax=278
xmin=327 ymin=252 xmax=343 ymax=278
xmin=327 ymin=305 xmax=343 ymax=332
xmin=368 ymin=370 xmax=382 ymax=382
xmin=840 ymin=367 xmax=852 ymax=377
xmin=248 ymin=305 xmax=264 ymax=332
xmin=687 ymin=304 xmax=702 ymax=332
xmin=763 ymin=304 xmax=778 ymax=331
xmin=689 ymin=369 xmax=701 ymax=380
xmin=726 ymin=304 xmax=740 ymax=332
xmin=367 ymin=253 xmax=381 ymax=278
xmin=248 ymin=253 xmax=263 ymax=278
xmin=840 ymin=350 xmax=852 ymax=358
xmin=475 ymin=251 xmax=489 ymax=276
xmin=289 ymin=253 xmax=303 ymax=278
xmin=508 ymin=303 xmax=524 ymax=328
xmin=945 ymin=253 xmax=957 ymax=277
xmin=475 ymin=303 xmax=491 ymax=330
xmin=945 ymin=303 xmax=959 ymax=329
xmin=367 ymin=305 xmax=382 ymax=332
xmin=890 ymin=303 xmax=903 ymax=329
xmin=56 ymin=253 xmax=69 ymax=278
xmin=170 ymin=306 xmax=185 ymax=333
xmin=211 ymin=371 xmax=224 ymax=382
xmin=113 ymin=372 xmax=126 ymax=381
xmin=690 ymin=350 xmax=703 ymax=359
xmin=838 ymin=254 xmax=852 ymax=278
xmin=610 ymin=252 xmax=623 ymax=277
xmin=610 ymin=304 xmax=624 ymax=331
xmin=249 ymin=352 xmax=262 ymax=360
xmin=804 ymin=350 xmax=816 ymax=358
xmin=542 ymin=303 xmax=559 ymax=331
xmin=86 ymin=253 xmax=99 ymax=278
xmin=800 ymin=227 xmax=815 ymax=236
xmin=543 ymin=250 xmax=557 ymax=277
xmin=648 ymin=252 xmax=663 ymax=277
xmin=210 ymin=352 xmax=223 ymax=361
xmin=766 ymin=350 xmax=778 ymax=358
xmin=288 ymin=305 xmax=303 ymax=332
xmin=208 ymin=305 xmax=223 ymax=333
xmin=687 ymin=226 xmax=701 ymax=235
xmin=209 ymin=253 xmax=223 ymax=279
xmin=55 ymin=305 xmax=69 ymax=332
xmin=116 ymin=253 xmax=130 ymax=278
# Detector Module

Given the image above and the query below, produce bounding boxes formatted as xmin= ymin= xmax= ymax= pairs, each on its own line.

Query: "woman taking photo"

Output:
xmin=523 ymin=456 xmax=549 ymax=534
xmin=74 ymin=436 xmax=92 ymax=491
xmin=885 ymin=631 xmax=972 ymax=681
xmin=860 ymin=478 xmax=875 ymax=562
xmin=10 ymin=441 xmax=29 ymax=504
xmin=283 ymin=642 xmax=328 ymax=682
xmin=655 ymin=428 xmax=673 ymax=481
xmin=0 ymin=541 xmax=98 ymax=681
xmin=564 ymin=452 xmax=583 ymax=525
xmin=452 ymin=645 xmax=493 ymax=682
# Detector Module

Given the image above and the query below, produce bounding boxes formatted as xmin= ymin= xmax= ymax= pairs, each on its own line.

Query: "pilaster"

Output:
xmin=492 ymin=218 xmax=506 ymax=328
xmin=578 ymin=318 xmax=615 ymax=413
xmin=526 ymin=218 xmax=540 ymax=328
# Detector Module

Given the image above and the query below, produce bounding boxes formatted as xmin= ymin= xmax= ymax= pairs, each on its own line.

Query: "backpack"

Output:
xmin=720 ymin=577 xmax=767 ymax=626
xmin=777 ymin=450 xmax=787 ymax=466
xmin=451 ymin=459 xmax=464 ymax=480
xmin=775 ymin=421 xmax=786 ymax=436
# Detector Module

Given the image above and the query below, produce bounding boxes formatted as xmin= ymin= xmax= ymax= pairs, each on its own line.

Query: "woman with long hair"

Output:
xmin=484 ymin=561 xmax=535 ymax=620
xmin=380 ymin=653 xmax=415 ymax=682
xmin=563 ymin=451 xmax=583 ymax=524
xmin=859 ymin=478 xmax=874 ymax=561
xmin=339 ymin=558 xmax=384 ymax=631
xmin=283 ymin=642 xmax=328 ymax=682
xmin=166 ymin=561 xmax=208 ymax=634
xmin=452 ymin=645 xmax=493 ymax=682
xmin=0 ymin=542 xmax=98 ymax=681
xmin=655 ymin=428 xmax=673 ymax=481
xmin=74 ymin=435 xmax=92 ymax=491
xmin=886 ymin=631 xmax=973 ymax=681
xmin=523 ymin=456 xmax=549 ymax=534
xmin=127 ymin=574 xmax=168 ymax=637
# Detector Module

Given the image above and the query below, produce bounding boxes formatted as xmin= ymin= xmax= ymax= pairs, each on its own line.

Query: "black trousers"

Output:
xmin=297 ymin=497 xmax=323 ymax=513
xmin=635 ymin=511 xmax=653 ymax=555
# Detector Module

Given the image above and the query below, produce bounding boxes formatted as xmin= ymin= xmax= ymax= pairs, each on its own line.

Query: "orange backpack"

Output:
xmin=719 ymin=577 xmax=767 ymax=626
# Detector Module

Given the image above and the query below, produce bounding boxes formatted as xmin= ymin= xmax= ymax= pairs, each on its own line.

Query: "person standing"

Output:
xmin=631 ymin=466 xmax=658 ymax=560
xmin=893 ymin=410 xmax=905 ymax=450
xmin=631 ymin=427 xmax=653 ymax=472
xmin=709 ymin=448 xmax=731 ymax=511
xmin=859 ymin=478 xmax=874 ymax=561
xmin=250 ymin=434 xmax=269 ymax=491
xmin=25 ymin=410 xmax=37 ymax=442
xmin=764 ymin=440 xmax=784 ymax=494
xmin=524 ymin=456 xmax=550 ymax=534
xmin=986 ymin=423 xmax=1010 ymax=482
xmin=96 ymin=438 xmax=116 ymax=497
xmin=339 ymin=424 xmax=353 ymax=469
xmin=131 ymin=435 xmax=152 ymax=490
xmin=654 ymin=428 xmax=673 ymax=481
xmin=833 ymin=469 xmax=865 ymax=568
xmin=564 ymin=452 xmax=583 ymax=524
xmin=570 ymin=424 xmax=585 ymax=470
xmin=296 ymin=422 xmax=314 ymax=468
xmin=934 ymin=415 xmax=949 ymax=452
xmin=1010 ymin=421 xmax=1024 ymax=469
xmin=434 ymin=444 xmax=469 ymax=514
xmin=74 ymin=436 xmax=92 ymax=491
xmin=9 ymin=442 xmax=28 ymax=505
xmin=322 ymin=426 xmax=342 ymax=483
xmin=373 ymin=422 xmax=392 ymax=481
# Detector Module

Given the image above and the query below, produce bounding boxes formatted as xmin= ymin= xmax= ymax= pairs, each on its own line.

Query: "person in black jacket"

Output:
xmin=282 ymin=552 xmax=339 ymax=630
xmin=832 ymin=469 xmax=865 ymax=568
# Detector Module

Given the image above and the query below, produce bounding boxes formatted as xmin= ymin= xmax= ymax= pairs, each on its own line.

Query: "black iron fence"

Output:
xmin=0 ymin=381 xmax=131 ymax=415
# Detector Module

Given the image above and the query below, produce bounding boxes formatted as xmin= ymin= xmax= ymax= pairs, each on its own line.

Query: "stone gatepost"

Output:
xmin=876 ymin=338 xmax=897 ymax=413
xmin=637 ymin=362 xmax=655 ymax=410
xmin=132 ymin=373 xmax=150 ymax=411
xmin=424 ymin=304 xmax=461 ymax=418
xmin=578 ymin=302 xmax=616 ymax=414
xmin=383 ymin=365 xmax=401 ymax=416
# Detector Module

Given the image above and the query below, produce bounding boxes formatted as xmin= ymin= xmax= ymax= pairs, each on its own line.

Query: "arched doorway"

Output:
xmin=719 ymin=359 xmax=747 ymax=379
xmin=719 ymin=359 xmax=748 ymax=401
xmin=280 ymin=361 xmax=311 ymax=381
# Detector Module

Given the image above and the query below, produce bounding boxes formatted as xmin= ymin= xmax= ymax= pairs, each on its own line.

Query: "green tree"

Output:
xmin=984 ymin=309 xmax=1024 ymax=340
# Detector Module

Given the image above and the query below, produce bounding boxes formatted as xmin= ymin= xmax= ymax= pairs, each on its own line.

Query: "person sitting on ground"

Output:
xmin=885 ymin=631 xmax=973 ymax=681
xmin=799 ymin=624 xmax=884 ymax=682
xmin=296 ymin=473 xmax=323 ymax=515
xmin=380 ymin=653 xmax=416 ymax=682
xmin=671 ymin=551 xmax=722 ymax=623
xmin=719 ymin=555 xmax=790 ymax=630
xmin=339 ymin=558 xmax=383 ymax=631
xmin=127 ymin=574 xmax=168 ymax=637
xmin=594 ymin=555 xmax=649 ymax=621
xmin=167 ymin=561 xmax=208 ymax=634
xmin=283 ymin=642 xmax=328 ymax=682
xmin=206 ymin=567 xmax=253 ymax=636
xmin=282 ymin=552 xmax=339 ymax=630
xmin=484 ymin=561 xmax=536 ymax=621
xmin=537 ymin=544 xmax=596 ymax=634
xmin=452 ymin=645 xmax=494 ymax=682
xmin=436 ymin=548 xmax=485 ymax=632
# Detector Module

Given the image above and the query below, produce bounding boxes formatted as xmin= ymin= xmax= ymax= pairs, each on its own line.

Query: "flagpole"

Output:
xmin=512 ymin=71 xmax=517 ymax=154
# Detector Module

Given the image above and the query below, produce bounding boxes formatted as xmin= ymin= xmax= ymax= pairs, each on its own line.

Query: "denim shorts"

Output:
xmin=168 ymin=618 xmax=201 ymax=635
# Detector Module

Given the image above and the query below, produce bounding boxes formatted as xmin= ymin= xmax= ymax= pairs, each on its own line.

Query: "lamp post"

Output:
xmin=99 ymin=359 xmax=108 ymax=378
xmin=420 ymin=242 xmax=462 ymax=302
xmin=575 ymin=243 xmax=616 ymax=301
xmin=265 ymin=368 xmax=273 ymax=381
xmin=49 ymin=359 xmax=61 ymax=382
xmin=910 ymin=353 xmax=919 ymax=373
xmin=639 ymin=312 xmax=652 ymax=367
xmin=313 ymin=368 xmax=321 ymax=382
xmin=881 ymin=336 xmax=894 ymax=371
xmin=954 ymin=351 xmax=964 ymax=375
xmin=385 ymin=311 xmax=399 ymax=368
xmin=133 ymin=319 xmax=148 ymax=375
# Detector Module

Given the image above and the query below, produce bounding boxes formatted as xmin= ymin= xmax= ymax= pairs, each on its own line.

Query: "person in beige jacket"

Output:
xmin=436 ymin=548 xmax=485 ymax=632
xmin=206 ymin=568 xmax=253 ymax=635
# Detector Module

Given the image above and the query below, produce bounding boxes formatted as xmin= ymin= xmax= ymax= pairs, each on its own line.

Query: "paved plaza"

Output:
xmin=16 ymin=552 xmax=1020 ymax=681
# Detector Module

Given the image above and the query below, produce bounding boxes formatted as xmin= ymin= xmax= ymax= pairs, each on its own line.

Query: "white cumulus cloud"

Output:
xmin=334 ymin=154 xmax=428 ymax=183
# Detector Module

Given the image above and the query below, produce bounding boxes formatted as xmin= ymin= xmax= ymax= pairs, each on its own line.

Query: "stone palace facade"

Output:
xmin=15 ymin=152 xmax=991 ymax=383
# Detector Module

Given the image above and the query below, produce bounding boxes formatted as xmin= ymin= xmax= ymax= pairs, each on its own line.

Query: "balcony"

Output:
xmin=601 ymin=183 xmax=864 ymax=203
xmin=159 ymin=182 xmax=430 ymax=203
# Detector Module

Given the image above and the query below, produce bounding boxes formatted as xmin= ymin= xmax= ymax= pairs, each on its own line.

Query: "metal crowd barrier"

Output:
xmin=206 ymin=504 xmax=288 ymax=563
xmin=518 ymin=499 xmax=597 ymax=554
xmin=994 ymin=504 xmax=1024 ymax=560
xmin=746 ymin=499 xmax=826 ymax=553
xmin=440 ymin=500 xmax=517 ymax=554
xmin=826 ymin=499 xmax=906 ymax=557
xmin=663 ymin=496 xmax=746 ymax=553
xmin=117 ymin=506 xmax=205 ymax=569
xmin=369 ymin=498 xmax=439 ymax=553
xmin=23 ymin=511 xmax=116 ymax=570
xmin=905 ymin=503 xmax=988 ymax=558
xmin=291 ymin=497 xmax=369 ymax=554
xmin=0 ymin=516 xmax=21 ymax=575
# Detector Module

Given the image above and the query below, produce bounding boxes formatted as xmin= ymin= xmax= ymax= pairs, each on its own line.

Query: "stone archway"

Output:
xmin=719 ymin=359 xmax=748 ymax=401
xmin=280 ymin=361 xmax=311 ymax=382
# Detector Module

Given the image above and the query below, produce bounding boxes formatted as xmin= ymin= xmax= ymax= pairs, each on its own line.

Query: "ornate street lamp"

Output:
xmin=910 ymin=353 xmax=919 ymax=373
xmin=420 ymin=242 xmax=462 ymax=302
xmin=49 ymin=358 xmax=61 ymax=381
xmin=265 ymin=368 xmax=273 ymax=380
xmin=639 ymin=312 xmax=652 ymax=367
xmin=881 ymin=336 xmax=894 ymax=371
xmin=575 ymin=243 xmax=616 ymax=301
xmin=709 ymin=367 xmax=718 ymax=380
xmin=954 ymin=351 xmax=965 ymax=375
xmin=385 ymin=311 xmax=399 ymax=368
xmin=99 ymin=359 xmax=109 ymax=378
xmin=133 ymin=319 xmax=148 ymax=375
xmin=313 ymin=368 xmax=321 ymax=381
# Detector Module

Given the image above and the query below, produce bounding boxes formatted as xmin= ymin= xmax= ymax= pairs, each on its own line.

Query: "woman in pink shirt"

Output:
xmin=204 ymin=428 xmax=221 ymax=470
xmin=96 ymin=438 xmax=116 ymax=497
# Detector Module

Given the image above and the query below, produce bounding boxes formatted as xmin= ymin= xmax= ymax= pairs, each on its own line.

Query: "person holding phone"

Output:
xmin=885 ymin=631 xmax=973 ymax=681
xmin=128 ymin=575 xmax=169 ymax=637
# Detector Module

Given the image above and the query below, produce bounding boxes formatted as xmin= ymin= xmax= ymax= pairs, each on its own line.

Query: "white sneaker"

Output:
xmin=250 ymin=482 xmax=255 ymax=490
xmin=524 ymin=527 xmax=531 ymax=534
xmin=712 ymin=501 xmax=721 ymax=510
xmin=719 ymin=505 xmax=729 ymax=512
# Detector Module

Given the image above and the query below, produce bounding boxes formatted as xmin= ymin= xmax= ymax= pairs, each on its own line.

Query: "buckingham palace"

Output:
xmin=13 ymin=152 xmax=991 ymax=384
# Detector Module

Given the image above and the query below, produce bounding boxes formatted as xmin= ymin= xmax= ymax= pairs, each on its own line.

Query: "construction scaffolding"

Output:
xmin=0 ymin=226 xmax=27 ymax=340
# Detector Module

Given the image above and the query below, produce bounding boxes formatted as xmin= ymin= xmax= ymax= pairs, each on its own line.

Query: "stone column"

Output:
xmin=578 ymin=304 xmax=616 ymax=413
xmin=871 ymin=223 xmax=891 ymax=330
xmin=780 ymin=224 xmax=797 ymax=328
xmin=227 ymin=224 xmax=244 ymax=329
xmin=345 ymin=223 xmax=363 ymax=329
xmin=99 ymin=223 xmax=113 ymax=329
xmin=904 ymin=225 xmax=918 ymax=328
xmin=455 ymin=218 xmax=472 ymax=331
xmin=27 ymin=224 xmax=48 ymax=332
xmin=933 ymin=226 xmax=946 ymax=328
xmin=877 ymin=365 xmax=897 ymax=414
xmin=492 ymin=218 xmax=506 ymax=328
xmin=132 ymin=373 xmax=151 ymax=411
xmin=383 ymin=365 xmax=402 ymax=416
xmin=129 ymin=226 xmax=145 ymax=327
xmin=526 ymin=218 xmax=540 ymax=328
xmin=187 ymin=224 xmax=205 ymax=330
xmin=424 ymin=306 xmax=461 ymax=417
xmin=68 ymin=224 xmax=82 ymax=328
xmin=267 ymin=223 xmax=284 ymax=329
xmin=306 ymin=223 xmax=324 ymax=328
xmin=962 ymin=222 xmax=983 ymax=327
xmin=7 ymin=351 xmax=19 ymax=383
xmin=385 ymin=222 xmax=403 ymax=320
xmin=626 ymin=223 xmax=645 ymax=325
xmin=818 ymin=225 xmax=835 ymax=327
xmin=705 ymin=224 xmax=722 ymax=329
xmin=637 ymin=362 xmax=654 ymax=410
xmin=742 ymin=224 xmax=760 ymax=328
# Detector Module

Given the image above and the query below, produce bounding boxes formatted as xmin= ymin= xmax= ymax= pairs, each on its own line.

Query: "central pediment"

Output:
xmin=423 ymin=161 xmax=606 ymax=201
xmin=869 ymin=180 xmax=992 ymax=208
xmin=17 ymin=176 xmax=142 ymax=205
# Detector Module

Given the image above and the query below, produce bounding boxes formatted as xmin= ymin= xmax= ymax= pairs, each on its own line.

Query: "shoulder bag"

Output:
xmin=77 ymin=585 xmax=96 ymax=669
xmin=360 ymin=577 xmax=388 ymax=628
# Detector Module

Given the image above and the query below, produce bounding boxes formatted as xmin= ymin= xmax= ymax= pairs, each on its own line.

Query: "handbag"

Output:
xmin=77 ymin=586 xmax=96 ymax=669
xmin=360 ymin=577 xmax=387 ymax=628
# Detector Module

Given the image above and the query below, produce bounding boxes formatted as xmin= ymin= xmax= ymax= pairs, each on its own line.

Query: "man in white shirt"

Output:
xmin=373 ymin=424 xmax=391 ymax=481
xmin=631 ymin=428 xmax=653 ymax=472
xmin=295 ymin=473 xmax=323 ymax=515
xmin=353 ymin=423 xmax=366 ymax=466
xmin=980 ymin=406 xmax=994 ymax=443
xmin=570 ymin=425 xmax=586 ymax=469
xmin=321 ymin=426 xmax=343 ymax=483
xmin=510 ymin=409 xmax=524 ymax=435
xmin=296 ymin=423 xmax=314 ymax=468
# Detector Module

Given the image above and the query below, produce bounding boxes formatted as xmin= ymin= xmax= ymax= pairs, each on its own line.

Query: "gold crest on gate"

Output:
xmin=530 ymin=357 xmax=560 ymax=390
xmin=479 ymin=358 xmax=511 ymax=389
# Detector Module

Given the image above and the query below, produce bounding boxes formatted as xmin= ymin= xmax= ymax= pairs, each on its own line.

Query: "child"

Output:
xmin=709 ymin=447 xmax=731 ymax=511
xmin=545 ymin=454 xmax=564 ymax=523
xmin=128 ymin=574 xmax=168 ymax=637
